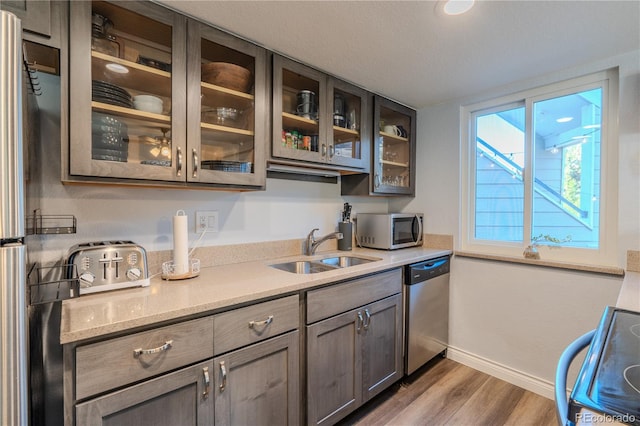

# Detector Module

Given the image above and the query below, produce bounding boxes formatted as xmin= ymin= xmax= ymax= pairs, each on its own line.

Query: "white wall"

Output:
xmin=398 ymin=50 xmax=639 ymax=397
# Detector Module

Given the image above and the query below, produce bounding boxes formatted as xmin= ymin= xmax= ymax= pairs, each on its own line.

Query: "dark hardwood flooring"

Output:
xmin=337 ymin=357 xmax=557 ymax=426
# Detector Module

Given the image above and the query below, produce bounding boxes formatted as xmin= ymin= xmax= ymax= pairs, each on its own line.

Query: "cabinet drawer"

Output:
xmin=306 ymin=268 xmax=401 ymax=324
xmin=75 ymin=317 xmax=214 ymax=400
xmin=214 ymin=295 xmax=299 ymax=355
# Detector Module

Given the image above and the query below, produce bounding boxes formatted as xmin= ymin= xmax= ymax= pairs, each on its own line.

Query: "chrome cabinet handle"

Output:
xmin=192 ymin=149 xmax=198 ymax=178
xmin=374 ymin=173 xmax=380 ymax=188
xmin=202 ymin=366 xmax=210 ymax=398
xmin=322 ymin=144 xmax=327 ymax=157
xmin=133 ymin=340 xmax=173 ymax=357
xmin=219 ymin=361 xmax=227 ymax=392
xmin=328 ymin=145 xmax=335 ymax=158
xmin=363 ymin=309 xmax=371 ymax=330
xmin=176 ymin=147 xmax=183 ymax=177
xmin=249 ymin=315 xmax=273 ymax=329
xmin=356 ymin=311 xmax=364 ymax=332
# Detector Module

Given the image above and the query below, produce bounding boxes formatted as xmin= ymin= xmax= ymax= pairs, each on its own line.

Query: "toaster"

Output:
xmin=66 ymin=241 xmax=150 ymax=295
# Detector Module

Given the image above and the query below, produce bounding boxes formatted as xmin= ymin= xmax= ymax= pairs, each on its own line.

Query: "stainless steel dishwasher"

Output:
xmin=404 ymin=255 xmax=450 ymax=375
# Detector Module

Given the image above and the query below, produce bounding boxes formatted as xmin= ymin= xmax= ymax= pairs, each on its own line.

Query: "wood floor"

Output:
xmin=337 ymin=357 xmax=557 ymax=426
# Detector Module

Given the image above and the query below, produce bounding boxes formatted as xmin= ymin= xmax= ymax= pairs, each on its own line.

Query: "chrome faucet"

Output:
xmin=304 ymin=228 xmax=343 ymax=255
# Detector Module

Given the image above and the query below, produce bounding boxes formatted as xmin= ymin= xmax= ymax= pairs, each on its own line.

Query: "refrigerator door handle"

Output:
xmin=0 ymin=245 xmax=28 ymax=425
xmin=0 ymin=11 xmax=25 ymax=240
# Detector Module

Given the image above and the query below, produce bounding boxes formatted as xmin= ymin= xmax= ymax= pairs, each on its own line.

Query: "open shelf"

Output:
xmin=28 ymin=263 xmax=79 ymax=305
xmin=379 ymin=131 xmax=409 ymax=142
xmin=201 ymin=122 xmax=254 ymax=137
xmin=92 ymin=51 xmax=172 ymax=98
xmin=92 ymin=101 xmax=171 ymax=124
xmin=26 ymin=211 xmax=77 ymax=235
xmin=282 ymin=112 xmax=318 ymax=133
xmin=380 ymin=159 xmax=410 ymax=169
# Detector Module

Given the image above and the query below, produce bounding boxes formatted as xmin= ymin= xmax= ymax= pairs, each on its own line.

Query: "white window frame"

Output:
xmin=460 ymin=69 xmax=619 ymax=267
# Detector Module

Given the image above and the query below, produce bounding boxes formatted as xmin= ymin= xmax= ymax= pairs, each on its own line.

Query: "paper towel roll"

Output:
xmin=173 ymin=210 xmax=189 ymax=275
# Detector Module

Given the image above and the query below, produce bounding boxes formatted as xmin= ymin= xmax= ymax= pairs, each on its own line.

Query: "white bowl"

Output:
xmin=133 ymin=95 xmax=163 ymax=114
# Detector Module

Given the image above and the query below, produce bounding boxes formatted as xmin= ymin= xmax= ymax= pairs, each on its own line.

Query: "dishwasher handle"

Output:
xmin=405 ymin=256 xmax=450 ymax=284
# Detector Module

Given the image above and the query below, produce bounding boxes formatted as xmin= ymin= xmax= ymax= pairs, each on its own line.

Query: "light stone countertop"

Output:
xmin=60 ymin=247 xmax=451 ymax=344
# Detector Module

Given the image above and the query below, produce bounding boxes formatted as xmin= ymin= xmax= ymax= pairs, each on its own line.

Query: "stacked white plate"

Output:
xmin=133 ymin=95 xmax=163 ymax=114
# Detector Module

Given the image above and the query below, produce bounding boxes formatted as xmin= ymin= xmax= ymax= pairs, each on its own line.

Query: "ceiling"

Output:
xmin=157 ymin=0 xmax=640 ymax=109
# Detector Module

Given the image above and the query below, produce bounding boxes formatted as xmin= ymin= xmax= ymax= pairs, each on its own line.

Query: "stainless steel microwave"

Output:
xmin=356 ymin=213 xmax=423 ymax=250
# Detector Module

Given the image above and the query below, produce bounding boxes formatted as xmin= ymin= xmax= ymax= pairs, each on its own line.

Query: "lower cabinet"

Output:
xmin=306 ymin=269 xmax=403 ymax=426
xmin=68 ymin=271 xmax=407 ymax=426
xmin=75 ymin=359 xmax=215 ymax=426
xmin=214 ymin=331 xmax=300 ymax=426
xmin=69 ymin=296 xmax=300 ymax=426
xmin=361 ymin=294 xmax=403 ymax=401
xmin=307 ymin=306 xmax=362 ymax=425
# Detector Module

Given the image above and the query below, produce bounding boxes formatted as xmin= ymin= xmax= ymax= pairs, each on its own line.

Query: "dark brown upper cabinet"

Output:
xmin=67 ymin=1 xmax=267 ymax=190
xmin=342 ymin=96 xmax=416 ymax=196
xmin=271 ymin=55 xmax=370 ymax=173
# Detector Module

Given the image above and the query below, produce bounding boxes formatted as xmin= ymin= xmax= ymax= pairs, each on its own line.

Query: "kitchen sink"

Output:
xmin=318 ymin=256 xmax=378 ymax=268
xmin=270 ymin=261 xmax=338 ymax=274
xmin=270 ymin=256 xmax=381 ymax=274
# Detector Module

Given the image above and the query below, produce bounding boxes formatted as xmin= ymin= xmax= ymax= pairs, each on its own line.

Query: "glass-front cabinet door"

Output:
xmin=327 ymin=78 xmax=370 ymax=171
xmin=272 ymin=55 xmax=369 ymax=171
xmin=272 ymin=55 xmax=328 ymax=165
xmin=69 ymin=1 xmax=186 ymax=182
xmin=372 ymin=96 xmax=416 ymax=196
xmin=186 ymin=21 xmax=267 ymax=187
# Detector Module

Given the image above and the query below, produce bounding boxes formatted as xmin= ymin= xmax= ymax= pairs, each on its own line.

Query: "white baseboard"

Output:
xmin=446 ymin=346 xmax=555 ymax=400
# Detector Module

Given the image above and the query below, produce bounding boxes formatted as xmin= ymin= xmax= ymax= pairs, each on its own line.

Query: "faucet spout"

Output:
xmin=304 ymin=228 xmax=344 ymax=255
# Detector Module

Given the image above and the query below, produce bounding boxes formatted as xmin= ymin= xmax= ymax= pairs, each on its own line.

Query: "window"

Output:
xmin=461 ymin=69 xmax=618 ymax=266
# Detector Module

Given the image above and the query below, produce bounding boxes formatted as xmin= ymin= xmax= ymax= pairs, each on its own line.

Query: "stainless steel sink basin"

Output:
xmin=318 ymin=256 xmax=378 ymax=268
xmin=270 ymin=261 xmax=338 ymax=274
xmin=270 ymin=255 xmax=380 ymax=274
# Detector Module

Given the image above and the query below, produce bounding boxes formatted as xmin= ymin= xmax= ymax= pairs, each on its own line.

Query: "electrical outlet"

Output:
xmin=195 ymin=211 xmax=219 ymax=233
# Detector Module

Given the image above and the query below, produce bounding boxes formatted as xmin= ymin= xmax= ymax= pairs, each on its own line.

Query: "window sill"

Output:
xmin=454 ymin=250 xmax=625 ymax=277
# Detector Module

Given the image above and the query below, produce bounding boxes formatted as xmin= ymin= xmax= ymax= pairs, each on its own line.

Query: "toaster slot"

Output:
xmin=113 ymin=252 xmax=123 ymax=279
xmin=99 ymin=254 xmax=110 ymax=281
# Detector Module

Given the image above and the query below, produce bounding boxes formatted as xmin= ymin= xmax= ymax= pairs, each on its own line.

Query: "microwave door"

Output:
xmin=412 ymin=214 xmax=423 ymax=244
xmin=394 ymin=217 xmax=414 ymax=245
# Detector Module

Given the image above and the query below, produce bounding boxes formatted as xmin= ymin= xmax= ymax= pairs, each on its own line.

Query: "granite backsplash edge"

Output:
xmin=146 ymin=233 xmax=454 ymax=275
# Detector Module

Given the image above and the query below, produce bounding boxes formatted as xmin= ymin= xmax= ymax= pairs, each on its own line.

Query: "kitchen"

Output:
xmin=1 ymin=1 xmax=639 ymax=425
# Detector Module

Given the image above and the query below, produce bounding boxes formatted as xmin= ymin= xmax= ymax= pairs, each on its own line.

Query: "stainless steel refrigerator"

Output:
xmin=0 ymin=10 xmax=29 ymax=426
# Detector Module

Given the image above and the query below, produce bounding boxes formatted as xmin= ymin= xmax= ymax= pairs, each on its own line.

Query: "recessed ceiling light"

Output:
xmin=443 ymin=0 xmax=475 ymax=15
xmin=583 ymin=124 xmax=601 ymax=129
xmin=556 ymin=117 xmax=573 ymax=123
xmin=106 ymin=63 xmax=129 ymax=74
